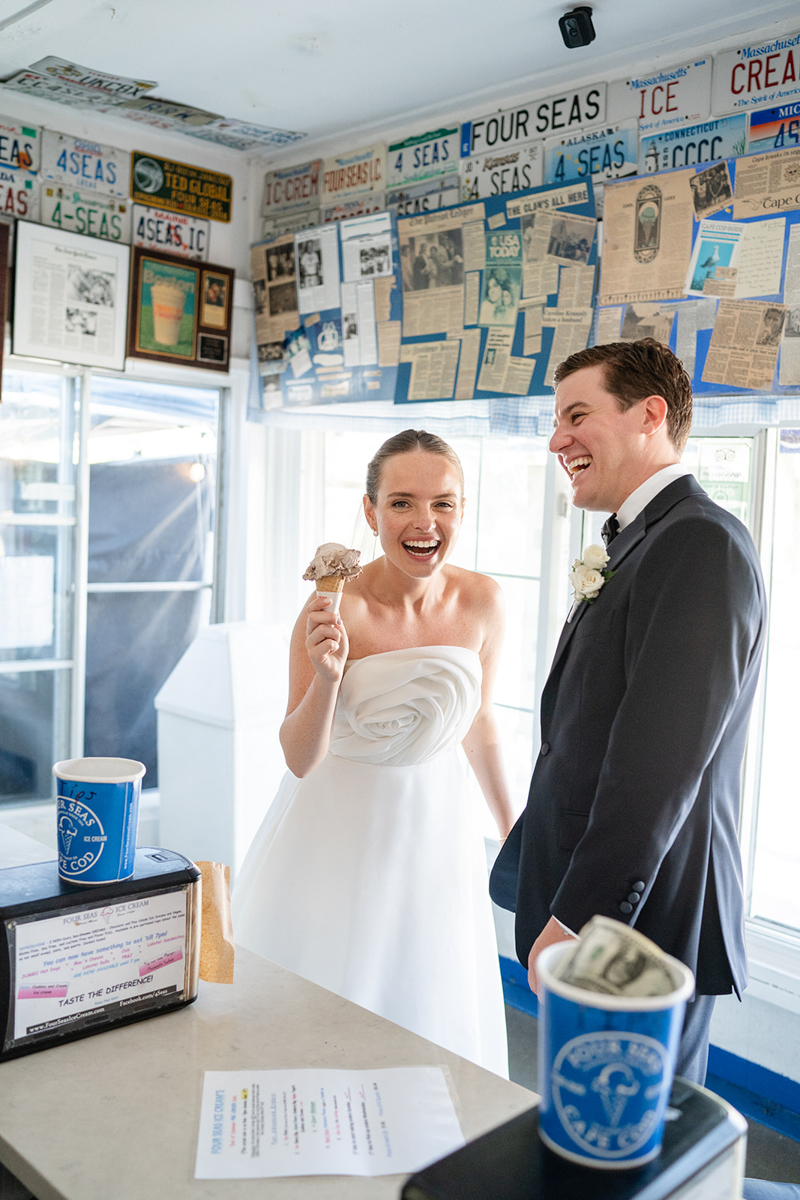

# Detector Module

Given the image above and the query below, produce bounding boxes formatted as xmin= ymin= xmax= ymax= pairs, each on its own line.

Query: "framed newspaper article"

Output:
xmin=12 ymin=221 xmax=130 ymax=370
xmin=127 ymin=246 xmax=233 ymax=371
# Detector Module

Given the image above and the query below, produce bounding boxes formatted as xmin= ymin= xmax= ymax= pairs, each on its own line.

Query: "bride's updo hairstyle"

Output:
xmin=365 ymin=429 xmax=464 ymax=504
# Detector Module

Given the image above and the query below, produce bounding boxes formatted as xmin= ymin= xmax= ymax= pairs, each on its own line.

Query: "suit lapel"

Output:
xmin=546 ymin=474 xmax=703 ymax=680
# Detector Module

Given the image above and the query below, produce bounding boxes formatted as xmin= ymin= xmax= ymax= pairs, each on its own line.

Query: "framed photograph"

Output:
xmin=12 ymin=221 xmax=130 ymax=370
xmin=200 ymin=270 xmax=230 ymax=329
xmin=128 ymin=247 xmax=233 ymax=371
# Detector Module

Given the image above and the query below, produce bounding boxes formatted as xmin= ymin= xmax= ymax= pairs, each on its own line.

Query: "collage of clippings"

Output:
xmin=250 ymin=25 xmax=800 ymax=403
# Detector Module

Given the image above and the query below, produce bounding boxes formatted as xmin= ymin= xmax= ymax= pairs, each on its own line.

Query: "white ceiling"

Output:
xmin=0 ymin=0 xmax=797 ymax=160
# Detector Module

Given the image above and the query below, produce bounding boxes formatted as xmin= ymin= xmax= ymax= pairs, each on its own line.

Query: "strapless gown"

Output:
xmin=232 ymin=646 xmax=508 ymax=1077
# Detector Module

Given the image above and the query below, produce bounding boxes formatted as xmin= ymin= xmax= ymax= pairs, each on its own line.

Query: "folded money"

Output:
xmin=554 ymin=915 xmax=679 ymax=998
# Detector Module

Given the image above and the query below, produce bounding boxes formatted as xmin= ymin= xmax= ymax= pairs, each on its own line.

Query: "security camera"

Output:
xmin=559 ymin=6 xmax=596 ymax=48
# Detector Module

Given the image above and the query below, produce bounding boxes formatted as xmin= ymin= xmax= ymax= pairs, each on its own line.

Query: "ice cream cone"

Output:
xmin=303 ymin=543 xmax=361 ymax=614
xmin=316 ymin=573 xmax=345 ymax=613
xmin=316 ymin=574 xmax=345 ymax=593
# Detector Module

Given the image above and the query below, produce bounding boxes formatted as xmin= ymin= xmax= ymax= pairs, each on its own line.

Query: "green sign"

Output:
xmin=131 ymin=152 xmax=232 ymax=223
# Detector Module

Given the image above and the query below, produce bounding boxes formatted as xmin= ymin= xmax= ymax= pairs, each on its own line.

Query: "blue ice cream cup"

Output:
xmin=536 ymin=939 xmax=694 ymax=1169
xmin=54 ymin=758 xmax=146 ymax=885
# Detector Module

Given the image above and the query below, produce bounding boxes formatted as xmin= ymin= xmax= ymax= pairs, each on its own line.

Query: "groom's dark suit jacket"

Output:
xmin=490 ymin=474 xmax=767 ymax=996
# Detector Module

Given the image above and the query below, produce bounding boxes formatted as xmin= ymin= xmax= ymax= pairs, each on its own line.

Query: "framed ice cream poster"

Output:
xmin=128 ymin=246 xmax=233 ymax=370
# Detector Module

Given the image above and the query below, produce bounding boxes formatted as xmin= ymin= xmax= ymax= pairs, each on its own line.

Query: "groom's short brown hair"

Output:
xmin=553 ymin=338 xmax=693 ymax=451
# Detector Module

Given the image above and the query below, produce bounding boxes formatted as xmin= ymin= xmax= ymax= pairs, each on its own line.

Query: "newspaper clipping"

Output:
xmin=689 ymin=161 xmax=734 ymax=220
xmin=734 ymin=148 xmax=800 ymax=220
xmin=600 ymin=170 xmax=695 ymax=305
xmin=479 ymin=230 xmax=522 ymax=327
xmin=702 ymin=299 xmax=787 ymax=389
xmin=779 ymin=224 xmax=800 ymax=386
xmin=542 ymin=308 xmax=594 ymax=379
xmin=296 ymin=224 xmax=340 ymax=314
xmin=619 ymin=302 xmax=676 ymax=344
xmin=24 ymin=233 xmax=123 ymax=365
xmin=398 ymin=204 xmax=485 ymax=336
xmin=251 ymin=235 xmax=299 ymax=365
xmin=399 ymin=338 xmax=460 ymax=400
xmin=685 ymin=220 xmax=745 ymax=297
xmin=520 ymin=209 xmax=595 ymax=300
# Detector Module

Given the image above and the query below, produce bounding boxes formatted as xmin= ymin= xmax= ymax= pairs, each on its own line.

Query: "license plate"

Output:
xmin=40 ymin=185 xmax=131 ymax=242
xmin=41 ymin=131 xmax=130 ymax=198
xmin=131 ymin=204 xmax=209 ymax=260
xmin=0 ymin=118 xmax=39 ymax=171
xmin=0 ymin=168 xmax=39 ymax=221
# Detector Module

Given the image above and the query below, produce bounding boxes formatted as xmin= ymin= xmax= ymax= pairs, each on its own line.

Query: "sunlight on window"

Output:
xmin=751 ymin=430 xmax=800 ymax=931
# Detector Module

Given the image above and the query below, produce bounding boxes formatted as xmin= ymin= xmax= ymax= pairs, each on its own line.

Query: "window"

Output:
xmin=273 ymin=427 xmax=549 ymax=835
xmin=749 ymin=429 xmax=800 ymax=933
xmin=0 ymin=368 xmax=222 ymax=804
xmin=0 ymin=372 xmax=75 ymax=802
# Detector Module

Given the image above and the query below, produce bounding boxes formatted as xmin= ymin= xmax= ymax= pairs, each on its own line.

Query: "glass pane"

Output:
xmin=476 ymin=439 xmax=547 ymax=576
xmin=0 ymin=371 xmax=74 ymax=803
xmin=85 ymin=591 xmax=209 ymax=787
xmin=682 ymin=436 xmax=753 ymax=526
xmin=492 ymin=705 xmax=536 ymax=823
xmin=490 ymin=575 xmax=539 ymax=712
xmin=86 ymin=378 xmax=218 ymax=788
xmin=0 ymin=671 xmax=62 ymax=802
xmin=0 ymin=372 xmax=75 ymax=665
xmin=750 ymin=430 xmax=800 ymax=931
xmin=314 ymin=430 xmax=546 ymax=813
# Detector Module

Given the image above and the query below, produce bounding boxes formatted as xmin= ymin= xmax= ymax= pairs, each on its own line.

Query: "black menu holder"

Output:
xmin=402 ymin=1079 xmax=746 ymax=1200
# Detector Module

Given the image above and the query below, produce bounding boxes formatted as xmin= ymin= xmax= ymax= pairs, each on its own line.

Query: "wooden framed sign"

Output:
xmin=127 ymin=246 xmax=233 ymax=371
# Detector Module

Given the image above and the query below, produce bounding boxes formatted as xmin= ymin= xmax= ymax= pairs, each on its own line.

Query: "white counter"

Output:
xmin=0 ymin=940 xmax=535 ymax=1199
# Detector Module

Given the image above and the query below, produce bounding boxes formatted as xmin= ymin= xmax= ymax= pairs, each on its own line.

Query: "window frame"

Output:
xmin=0 ymin=358 xmax=236 ymax=803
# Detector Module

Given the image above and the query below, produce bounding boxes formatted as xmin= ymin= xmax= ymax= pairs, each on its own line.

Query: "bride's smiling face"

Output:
xmin=364 ymin=450 xmax=464 ymax=576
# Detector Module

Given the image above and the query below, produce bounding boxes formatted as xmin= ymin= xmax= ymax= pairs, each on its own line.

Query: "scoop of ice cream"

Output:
xmin=303 ymin=542 xmax=362 ymax=582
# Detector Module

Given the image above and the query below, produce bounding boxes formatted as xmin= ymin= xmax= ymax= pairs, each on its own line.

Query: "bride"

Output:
xmin=233 ymin=429 xmax=514 ymax=1076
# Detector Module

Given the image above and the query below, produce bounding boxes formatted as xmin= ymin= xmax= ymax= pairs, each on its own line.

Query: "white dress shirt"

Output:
xmin=615 ymin=462 xmax=692 ymax=531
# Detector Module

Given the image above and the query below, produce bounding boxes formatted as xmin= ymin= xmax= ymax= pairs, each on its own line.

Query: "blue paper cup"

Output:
xmin=54 ymin=758 xmax=146 ymax=885
xmin=537 ymin=940 xmax=694 ymax=1169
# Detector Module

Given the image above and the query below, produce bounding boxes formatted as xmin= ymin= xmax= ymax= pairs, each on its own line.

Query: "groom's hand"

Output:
xmin=528 ymin=916 xmax=577 ymax=995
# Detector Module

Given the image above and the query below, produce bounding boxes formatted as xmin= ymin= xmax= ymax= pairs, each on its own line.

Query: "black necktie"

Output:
xmin=601 ymin=514 xmax=620 ymax=546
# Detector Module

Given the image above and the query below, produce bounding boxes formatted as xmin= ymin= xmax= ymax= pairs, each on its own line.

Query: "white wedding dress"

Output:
xmin=232 ymin=645 xmax=508 ymax=1077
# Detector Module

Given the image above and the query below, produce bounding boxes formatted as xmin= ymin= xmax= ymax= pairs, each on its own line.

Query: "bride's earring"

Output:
xmin=372 ymin=528 xmax=379 ymax=537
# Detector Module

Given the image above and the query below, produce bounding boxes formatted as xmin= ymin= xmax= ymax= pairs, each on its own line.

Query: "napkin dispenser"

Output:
xmin=0 ymin=847 xmax=201 ymax=1061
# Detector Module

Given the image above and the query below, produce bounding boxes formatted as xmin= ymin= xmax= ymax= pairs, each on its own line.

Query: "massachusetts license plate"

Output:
xmin=40 ymin=184 xmax=131 ymax=242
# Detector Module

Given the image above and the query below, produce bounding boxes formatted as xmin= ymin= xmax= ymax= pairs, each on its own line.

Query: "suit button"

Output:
xmin=619 ymin=901 xmax=633 ymax=915
xmin=627 ymin=892 xmax=641 ymax=905
xmin=631 ymin=881 xmax=645 ymax=892
xmin=540 ymin=743 xmax=550 ymax=756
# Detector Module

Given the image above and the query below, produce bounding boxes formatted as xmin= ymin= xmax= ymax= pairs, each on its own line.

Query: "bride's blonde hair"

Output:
xmin=365 ymin=429 xmax=464 ymax=503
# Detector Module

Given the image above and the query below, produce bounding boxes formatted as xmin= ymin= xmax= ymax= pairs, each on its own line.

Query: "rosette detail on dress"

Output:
xmin=330 ymin=646 xmax=481 ymax=766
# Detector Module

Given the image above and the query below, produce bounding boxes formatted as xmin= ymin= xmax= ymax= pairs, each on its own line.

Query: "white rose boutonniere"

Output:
xmin=569 ymin=543 xmax=616 ymax=606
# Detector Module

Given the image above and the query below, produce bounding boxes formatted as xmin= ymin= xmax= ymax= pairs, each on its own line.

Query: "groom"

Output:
xmin=490 ymin=338 xmax=767 ymax=1083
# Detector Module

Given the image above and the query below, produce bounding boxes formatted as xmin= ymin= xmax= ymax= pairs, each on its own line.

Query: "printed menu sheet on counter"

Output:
xmin=195 ymin=1066 xmax=465 ymax=1178
xmin=8 ymin=889 xmax=188 ymax=1047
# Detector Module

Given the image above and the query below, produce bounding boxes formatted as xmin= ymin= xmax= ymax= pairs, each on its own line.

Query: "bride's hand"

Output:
xmin=305 ymin=595 xmax=349 ymax=682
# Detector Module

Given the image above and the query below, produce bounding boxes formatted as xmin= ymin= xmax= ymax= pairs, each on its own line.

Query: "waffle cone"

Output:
xmin=317 ymin=574 xmax=345 ymax=592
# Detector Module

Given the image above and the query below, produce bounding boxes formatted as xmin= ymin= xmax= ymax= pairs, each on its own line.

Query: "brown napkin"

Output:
xmin=196 ymin=861 xmax=235 ymax=984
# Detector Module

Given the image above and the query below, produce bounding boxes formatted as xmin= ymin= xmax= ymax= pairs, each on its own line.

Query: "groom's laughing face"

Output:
xmin=550 ymin=364 xmax=653 ymax=514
